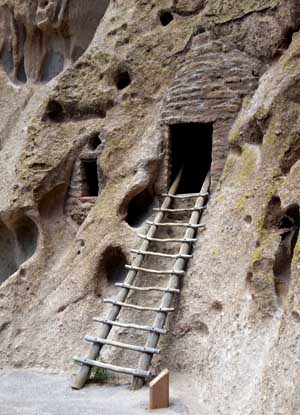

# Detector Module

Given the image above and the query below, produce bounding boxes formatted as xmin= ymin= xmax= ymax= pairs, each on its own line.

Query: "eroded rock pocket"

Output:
xmin=43 ymin=99 xmax=114 ymax=123
xmin=0 ymin=0 xmax=111 ymax=84
xmin=125 ymin=188 xmax=154 ymax=228
xmin=273 ymin=204 xmax=300 ymax=302
xmin=0 ymin=216 xmax=39 ymax=285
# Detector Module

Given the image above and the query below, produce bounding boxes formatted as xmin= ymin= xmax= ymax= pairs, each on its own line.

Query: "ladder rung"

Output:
xmin=138 ymin=234 xmax=197 ymax=243
xmin=103 ymin=299 xmax=175 ymax=312
xmin=147 ymin=221 xmax=205 ymax=228
xmin=85 ymin=335 xmax=160 ymax=354
xmin=74 ymin=357 xmax=151 ymax=378
xmin=125 ymin=264 xmax=185 ymax=276
xmin=161 ymin=192 xmax=209 ymax=199
xmin=130 ymin=249 xmax=192 ymax=259
xmin=115 ymin=282 xmax=180 ymax=294
xmin=153 ymin=207 xmax=207 ymax=213
xmin=93 ymin=318 xmax=167 ymax=335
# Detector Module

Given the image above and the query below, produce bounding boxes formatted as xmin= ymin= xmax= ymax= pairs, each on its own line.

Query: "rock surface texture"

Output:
xmin=1 ymin=0 xmax=300 ymax=414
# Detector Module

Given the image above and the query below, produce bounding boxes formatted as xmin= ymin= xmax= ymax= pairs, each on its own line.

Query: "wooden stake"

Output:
xmin=149 ymin=369 xmax=170 ymax=410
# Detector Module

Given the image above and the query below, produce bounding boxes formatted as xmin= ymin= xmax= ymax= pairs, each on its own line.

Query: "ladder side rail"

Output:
xmin=131 ymin=172 xmax=210 ymax=390
xmin=72 ymin=170 xmax=183 ymax=389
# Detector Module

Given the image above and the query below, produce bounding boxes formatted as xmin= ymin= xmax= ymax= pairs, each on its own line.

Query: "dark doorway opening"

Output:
xmin=126 ymin=188 xmax=154 ymax=227
xmin=169 ymin=123 xmax=213 ymax=194
xmin=81 ymin=159 xmax=99 ymax=196
xmin=103 ymin=246 xmax=127 ymax=284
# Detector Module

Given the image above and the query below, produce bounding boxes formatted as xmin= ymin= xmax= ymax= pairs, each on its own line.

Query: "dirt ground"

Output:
xmin=0 ymin=369 xmax=200 ymax=415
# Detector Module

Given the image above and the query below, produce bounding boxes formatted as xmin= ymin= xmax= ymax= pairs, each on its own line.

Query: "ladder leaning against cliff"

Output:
xmin=72 ymin=168 xmax=210 ymax=390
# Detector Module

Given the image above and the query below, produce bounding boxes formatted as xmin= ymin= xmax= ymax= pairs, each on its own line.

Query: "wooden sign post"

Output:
xmin=149 ymin=369 xmax=170 ymax=410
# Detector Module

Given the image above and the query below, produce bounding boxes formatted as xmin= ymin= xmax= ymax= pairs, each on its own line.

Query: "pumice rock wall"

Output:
xmin=0 ymin=0 xmax=110 ymax=83
xmin=1 ymin=0 xmax=300 ymax=413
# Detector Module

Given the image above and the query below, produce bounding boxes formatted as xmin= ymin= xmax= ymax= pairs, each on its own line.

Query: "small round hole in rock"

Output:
xmin=159 ymin=10 xmax=174 ymax=26
xmin=114 ymin=69 xmax=131 ymax=90
xmin=126 ymin=188 xmax=154 ymax=228
xmin=44 ymin=100 xmax=64 ymax=122
xmin=244 ymin=215 xmax=252 ymax=224
xmin=88 ymin=134 xmax=102 ymax=151
xmin=211 ymin=301 xmax=223 ymax=312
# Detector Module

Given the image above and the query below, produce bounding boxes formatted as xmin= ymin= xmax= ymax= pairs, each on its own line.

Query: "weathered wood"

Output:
xmin=132 ymin=172 xmax=210 ymax=390
xmin=84 ymin=335 xmax=160 ymax=354
xmin=115 ymin=282 xmax=180 ymax=294
xmin=161 ymin=192 xmax=208 ymax=198
xmin=93 ymin=318 xmax=167 ymax=335
xmin=149 ymin=369 xmax=170 ymax=410
xmin=147 ymin=221 xmax=206 ymax=228
xmin=130 ymin=249 xmax=192 ymax=259
xmin=74 ymin=357 xmax=151 ymax=378
xmin=137 ymin=234 xmax=197 ymax=243
xmin=103 ymin=299 xmax=175 ymax=313
xmin=153 ymin=207 xmax=206 ymax=212
xmin=72 ymin=170 xmax=183 ymax=389
xmin=125 ymin=265 xmax=185 ymax=276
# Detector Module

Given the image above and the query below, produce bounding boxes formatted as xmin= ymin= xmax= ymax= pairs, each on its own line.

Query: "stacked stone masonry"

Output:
xmin=64 ymin=136 xmax=104 ymax=225
xmin=162 ymin=31 xmax=262 ymax=189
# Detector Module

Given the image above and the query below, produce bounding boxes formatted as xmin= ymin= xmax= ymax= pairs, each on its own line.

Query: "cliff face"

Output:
xmin=1 ymin=0 xmax=300 ymax=413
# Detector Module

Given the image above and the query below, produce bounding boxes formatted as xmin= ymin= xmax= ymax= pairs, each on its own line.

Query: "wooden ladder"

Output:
xmin=72 ymin=169 xmax=210 ymax=390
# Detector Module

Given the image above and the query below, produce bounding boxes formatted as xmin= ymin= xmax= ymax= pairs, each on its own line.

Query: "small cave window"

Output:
xmin=159 ymin=10 xmax=174 ymax=26
xmin=169 ymin=122 xmax=213 ymax=194
xmin=273 ymin=204 xmax=300 ymax=302
xmin=44 ymin=100 xmax=64 ymax=122
xmin=126 ymin=188 xmax=154 ymax=228
xmin=114 ymin=68 xmax=131 ymax=90
xmin=81 ymin=159 xmax=99 ymax=197
xmin=103 ymin=246 xmax=127 ymax=284
xmin=88 ymin=134 xmax=102 ymax=151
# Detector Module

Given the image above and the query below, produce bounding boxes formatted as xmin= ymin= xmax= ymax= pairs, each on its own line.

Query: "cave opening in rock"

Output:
xmin=115 ymin=69 xmax=131 ymax=90
xmin=0 ymin=222 xmax=17 ymax=285
xmin=81 ymin=159 xmax=99 ymax=197
xmin=0 ymin=216 xmax=39 ymax=285
xmin=103 ymin=246 xmax=127 ymax=284
xmin=169 ymin=123 xmax=213 ymax=194
xmin=14 ymin=217 xmax=39 ymax=267
xmin=126 ymin=188 xmax=154 ymax=228
xmin=45 ymin=100 xmax=64 ymax=122
xmin=88 ymin=134 xmax=102 ymax=151
xmin=159 ymin=10 xmax=174 ymax=26
xmin=273 ymin=204 xmax=300 ymax=302
xmin=16 ymin=58 xmax=27 ymax=83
